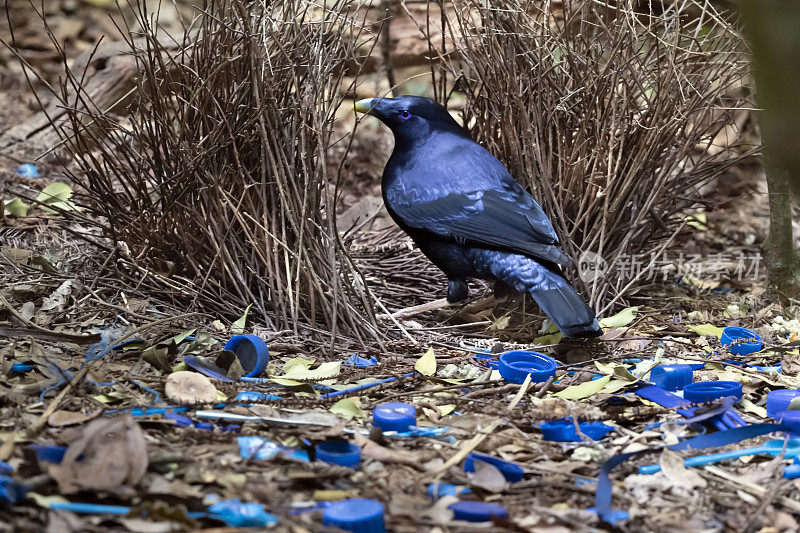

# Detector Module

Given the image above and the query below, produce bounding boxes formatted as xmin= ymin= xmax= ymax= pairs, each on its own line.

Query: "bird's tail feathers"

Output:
xmin=529 ymin=278 xmax=602 ymax=339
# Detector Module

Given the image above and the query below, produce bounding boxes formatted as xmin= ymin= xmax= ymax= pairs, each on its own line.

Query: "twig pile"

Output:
xmin=14 ymin=0 xmax=385 ymax=347
xmin=444 ymin=0 xmax=752 ymax=310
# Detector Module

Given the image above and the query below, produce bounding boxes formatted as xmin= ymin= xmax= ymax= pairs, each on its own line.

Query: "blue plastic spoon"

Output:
xmin=638 ymin=438 xmax=800 ymax=474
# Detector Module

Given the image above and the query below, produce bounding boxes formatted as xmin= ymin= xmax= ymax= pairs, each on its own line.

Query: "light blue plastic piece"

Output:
xmin=208 ymin=499 xmax=279 ymax=527
xmin=639 ymin=438 xmax=800 ymax=474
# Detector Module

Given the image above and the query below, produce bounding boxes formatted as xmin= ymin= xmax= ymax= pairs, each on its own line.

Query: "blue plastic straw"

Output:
xmin=321 ymin=372 xmax=416 ymax=398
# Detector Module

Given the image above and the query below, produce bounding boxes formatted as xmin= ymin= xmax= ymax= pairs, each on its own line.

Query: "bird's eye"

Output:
xmin=399 ymin=110 xmax=411 ymax=120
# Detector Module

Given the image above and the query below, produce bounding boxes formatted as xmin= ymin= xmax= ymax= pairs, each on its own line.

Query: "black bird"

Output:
xmin=355 ymin=95 xmax=601 ymax=338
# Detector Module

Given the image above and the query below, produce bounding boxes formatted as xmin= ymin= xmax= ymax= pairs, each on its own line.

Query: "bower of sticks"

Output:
xmin=1 ymin=1 xmax=798 ymax=531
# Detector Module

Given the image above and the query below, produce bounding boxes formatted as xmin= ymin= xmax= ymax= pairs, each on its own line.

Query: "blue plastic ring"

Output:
xmin=683 ymin=381 xmax=743 ymax=403
xmin=224 ymin=334 xmax=269 ymax=378
xmin=720 ymin=327 xmax=763 ymax=356
xmin=498 ymin=350 xmax=558 ymax=384
xmin=315 ymin=441 xmax=361 ymax=468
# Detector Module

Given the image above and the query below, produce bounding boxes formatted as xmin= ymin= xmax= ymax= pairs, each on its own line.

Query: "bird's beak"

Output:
xmin=354 ymin=98 xmax=376 ymax=115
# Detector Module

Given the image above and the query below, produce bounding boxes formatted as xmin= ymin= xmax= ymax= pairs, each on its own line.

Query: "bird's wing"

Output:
xmin=388 ymin=180 xmax=571 ymax=266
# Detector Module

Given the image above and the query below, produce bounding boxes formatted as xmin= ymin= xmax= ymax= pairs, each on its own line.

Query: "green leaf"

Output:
xmin=687 ymin=323 xmax=724 ymax=337
xmin=555 ymin=375 xmax=612 ymax=400
xmin=231 ymin=304 xmax=252 ymax=334
xmin=4 ymin=197 xmax=29 ymax=216
xmin=283 ymin=357 xmax=315 ymax=373
xmin=36 ymin=183 xmax=73 ymax=205
xmin=599 ymin=306 xmax=638 ymax=328
xmin=329 ymin=398 xmax=364 ymax=420
xmin=414 ymin=347 xmax=437 ymax=376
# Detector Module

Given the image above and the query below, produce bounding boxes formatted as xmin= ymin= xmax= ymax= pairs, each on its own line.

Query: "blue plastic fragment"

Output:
xmin=15 ymin=163 xmax=39 ymax=178
xmin=0 ymin=462 xmax=11 ymax=476
xmin=10 ymin=363 xmax=33 ymax=372
xmin=29 ymin=444 xmax=69 ymax=464
xmin=164 ymin=412 xmax=194 ymax=426
xmin=427 ymin=483 xmax=472 ymax=499
xmin=322 ymin=498 xmax=385 ymax=533
xmin=766 ymin=389 xmax=800 ymax=417
xmin=464 ymin=452 xmax=524 ymax=482
xmin=238 ymin=436 xmax=309 ymax=461
xmin=448 ymin=501 xmax=508 ymax=522
xmin=539 ymin=419 xmax=615 ymax=442
xmin=0 ymin=476 xmax=28 ymax=505
xmin=235 ymin=391 xmax=282 ymax=402
xmin=222 ymin=424 xmax=241 ymax=433
xmin=344 ymin=354 xmax=379 ymax=368
xmin=208 ymin=499 xmax=279 ymax=527
xmin=474 ymin=352 xmax=500 ymax=369
xmin=50 ymin=502 xmax=132 ymax=515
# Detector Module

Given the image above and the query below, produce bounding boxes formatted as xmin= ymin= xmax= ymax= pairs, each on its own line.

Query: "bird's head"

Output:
xmin=354 ymin=95 xmax=465 ymax=147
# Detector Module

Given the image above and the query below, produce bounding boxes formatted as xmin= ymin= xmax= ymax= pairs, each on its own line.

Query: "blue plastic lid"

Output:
xmin=372 ymin=402 xmax=417 ymax=433
xmin=427 ymin=483 xmax=471 ymax=500
xmin=315 ymin=441 xmax=361 ymax=468
xmin=775 ymin=410 xmax=800 ymax=437
xmin=539 ymin=418 xmax=615 ymax=442
xmin=650 ymin=364 xmax=693 ymax=391
xmin=767 ymin=389 xmax=800 ymax=417
xmin=322 ymin=498 xmax=385 ymax=533
xmin=344 ymin=354 xmax=378 ymax=368
xmin=683 ymin=381 xmax=743 ymax=403
xmin=720 ymin=327 xmax=763 ymax=356
xmin=224 ymin=335 xmax=269 ymax=378
xmin=449 ymin=501 xmax=508 ymax=522
xmin=464 ymin=452 xmax=524 ymax=482
xmin=498 ymin=350 xmax=558 ymax=384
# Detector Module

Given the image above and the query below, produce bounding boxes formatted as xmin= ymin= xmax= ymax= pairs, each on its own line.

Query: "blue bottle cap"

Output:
xmin=683 ymin=381 xmax=743 ymax=403
xmin=766 ymin=389 xmax=800 ymax=417
xmin=427 ymin=483 xmax=471 ymax=499
xmin=322 ymin=498 xmax=385 ymax=533
xmin=224 ymin=335 xmax=269 ymax=378
xmin=775 ymin=410 xmax=800 ymax=437
xmin=372 ymin=402 xmax=417 ymax=433
xmin=720 ymin=327 xmax=763 ymax=356
xmin=539 ymin=418 xmax=615 ymax=442
xmin=448 ymin=501 xmax=508 ymax=522
xmin=315 ymin=441 xmax=361 ymax=468
xmin=649 ymin=364 xmax=693 ymax=391
xmin=498 ymin=350 xmax=558 ymax=384
xmin=464 ymin=452 xmax=524 ymax=482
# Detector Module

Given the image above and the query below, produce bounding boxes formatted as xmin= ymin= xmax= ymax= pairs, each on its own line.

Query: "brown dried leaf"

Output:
xmin=48 ymin=408 xmax=102 ymax=427
xmin=49 ymin=416 xmax=148 ymax=494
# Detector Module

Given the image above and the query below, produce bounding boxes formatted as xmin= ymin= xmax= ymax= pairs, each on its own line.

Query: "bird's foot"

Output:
xmin=447 ymin=279 xmax=469 ymax=303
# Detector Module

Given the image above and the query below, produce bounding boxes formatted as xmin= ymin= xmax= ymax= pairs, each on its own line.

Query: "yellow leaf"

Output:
xmin=687 ymin=323 xmax=724 ymax=337
xmin=281 ymin=361 xmax=341 ymax=381
xmin=415 ymin=347 xmax=436 ymax=376
xmin=555 ymin=375 xmax=612 ymax=400
xmin=330 ymin=398 xmax=364 ymax=420
xmin=438 ymin=404 xmax=456 ymax=416
xmin=599 ymin=307 xmax=638 ymax=328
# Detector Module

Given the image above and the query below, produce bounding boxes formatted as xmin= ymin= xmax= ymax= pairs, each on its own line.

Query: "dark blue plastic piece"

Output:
xmin=222 ymin=424 xmax=241 ymax=433
xmin=315 ymin=441 xmax=361 ymax=467
xmin=776 ymin=411 xmax=800 ymax=437
xmin=0 ymin=462 xmax=10 ymax=476
xmin=498 ymin=350 xmax=558 ymax=384
xmin=207 ymin=499 xmax=279 ymax=527
xmin=15 ymin=163 xmax=39 ymax=178
xmin=766 ymin=389 xmax=800 ymax=417
xmin=322 ymin=498 xmax=385 ymax=533
xmin=720 ymin=327 xmax=763 ymax=355
xmin=785 ymin=457 xmax=800 ymax=480
xmin=0 ymin=476 xmax=28 ymax=505
xmin=372 ymin=402 xmax=417 ymax=433
xmin=448 ymin=501 xmax=508 ymax=522
xmin=344 ymin=354 xmax=378 ymax=368
xmin=683 ymin=381 xmax=743 ymax=403
xmin=10 ymin=363 xmax=33 ymax=372
xmin=164 ymin=412 xmax=194 ymax=426
xmin=539 ymin=419 xmax=615 ymax=442
xmin=650 ymin=364 xmax=693 ymax=391
xmin=464 ymin=452 xmax=524 ymax=482
xmin=427 ymin=483 xmax=472 ymax=499
xmin=29 ymin=444 xmax=69 ymax=464
xmin=224 ymin=334 xmax=269 ymax=378
xmin=195 ymin=422 xmax=214 ymax=431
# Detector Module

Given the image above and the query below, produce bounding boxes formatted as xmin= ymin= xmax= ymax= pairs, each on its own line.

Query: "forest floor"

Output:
xmin=2 ymin=2 xmax=800 ymax=533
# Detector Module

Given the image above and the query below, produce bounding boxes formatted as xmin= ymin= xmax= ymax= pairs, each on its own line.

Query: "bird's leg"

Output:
xmin=447 ymin=279 xmax=469 ymax=303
